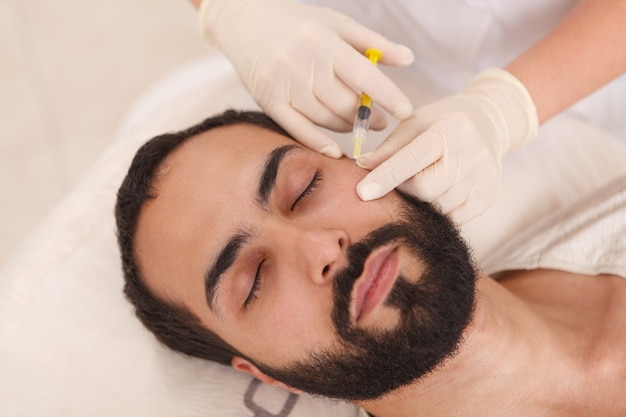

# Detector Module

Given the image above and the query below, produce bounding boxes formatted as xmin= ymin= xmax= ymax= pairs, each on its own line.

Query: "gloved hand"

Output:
xmin=198 ymin=0 xmax=414 ymax=158
xmin=356 ymin=68 xmax=539 ymax=224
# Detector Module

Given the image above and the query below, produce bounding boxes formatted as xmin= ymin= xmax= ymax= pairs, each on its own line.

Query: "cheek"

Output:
xmin=322 ymin=192 xmax=399 ymax=237
xmin=246 ymin=277 xmax=337 ymax=365
xmin=311 ymin=167 xmax=399 ymax=231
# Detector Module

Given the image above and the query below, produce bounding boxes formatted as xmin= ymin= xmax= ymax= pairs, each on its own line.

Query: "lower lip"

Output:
xmin=358 ymin=248 xmax=399 ymax=322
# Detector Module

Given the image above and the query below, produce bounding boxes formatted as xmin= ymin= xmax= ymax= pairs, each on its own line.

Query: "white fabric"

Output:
xmin=1 ymin=52 xmax=626 ymax=416
xmin=308 ymin=0 xmax=626 ymax=141
xmin=482 ymin=176 xmax=626 ymax=278
xmin=461 ymin=114 xmax=626 ymax=261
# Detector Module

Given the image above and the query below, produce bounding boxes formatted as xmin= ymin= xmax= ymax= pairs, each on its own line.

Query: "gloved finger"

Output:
xmin=290 ymin=85 xmax=354 ymax=132
xmin=356 ymin=118 xmax=433 ymax=170
xmin=356 ymin=129 xmax=444 ymax=201
xmin=447 ymin=188 xmax=498 ymax=225
xmin=328 ymin=12 xmax=414 ymax=68
xmin=334 ymin=49 xmax=413 ymax=120
xmin=312 ymin=65 xmax=384 ymax=130
xmin=313 ymin=67 xmax=387 ymax=131
xmin=446 ymin=175 xmax=501 ymax=224
xmin=310 ymin=66 xmax=388 ymax=131
xmin=270 ymin=105 xmax=343 ymax=158
xmin=368 ymin=106 xmax=388 ymax=131
xmin=396 ymin=153 xmax=460 ymax=203
xmin=425 ymin=172 xmax=473 ymax=214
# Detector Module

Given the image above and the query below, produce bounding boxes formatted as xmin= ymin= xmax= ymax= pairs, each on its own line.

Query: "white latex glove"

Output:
xmin=198 ymin=0 xmax=414 ymax=158
xmin=356 ymin=68 xmax=539 ymax=224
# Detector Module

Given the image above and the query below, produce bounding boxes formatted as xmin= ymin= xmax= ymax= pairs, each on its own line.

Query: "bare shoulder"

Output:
xmin=497 ymin=269 xmax=626 ymax=357
xmin=498 ymin=268 xmax=626 ymax=311
xmin=497 ymin=269 xmax=626 ymax=331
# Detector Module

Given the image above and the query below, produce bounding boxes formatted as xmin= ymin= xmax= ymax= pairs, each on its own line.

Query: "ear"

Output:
xmin=231 ymin=356 xmax=303 ymax=395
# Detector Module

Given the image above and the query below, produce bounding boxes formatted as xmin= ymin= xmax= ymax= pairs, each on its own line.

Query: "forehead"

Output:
xmin=134 ymin=123 xmax=297 ymax=300
xmin=161 ymin=123 xmax=295 ymax=191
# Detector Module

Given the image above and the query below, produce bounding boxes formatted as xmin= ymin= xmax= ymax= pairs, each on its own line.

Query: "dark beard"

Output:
xmin=254 ymin=191 xmax=477 ymax=401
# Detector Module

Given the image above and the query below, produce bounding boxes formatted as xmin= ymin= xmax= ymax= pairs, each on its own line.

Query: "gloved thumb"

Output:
xmin=357 ymin=127 xmax=444 ymax=201
xmin=356 ymin=129 xmax=444 ymax=201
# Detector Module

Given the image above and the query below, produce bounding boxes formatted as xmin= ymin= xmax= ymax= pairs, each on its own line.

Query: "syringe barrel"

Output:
xmin=352 ymin=106 xmax=371 ymax=159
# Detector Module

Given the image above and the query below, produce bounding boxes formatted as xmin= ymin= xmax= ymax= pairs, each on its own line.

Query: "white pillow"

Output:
xmin=1 ymin=52 xmax=625 ymax=416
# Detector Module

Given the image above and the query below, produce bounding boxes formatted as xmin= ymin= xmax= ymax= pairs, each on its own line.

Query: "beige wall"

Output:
xmin=0 ymin=0 xmax=208 ymax=265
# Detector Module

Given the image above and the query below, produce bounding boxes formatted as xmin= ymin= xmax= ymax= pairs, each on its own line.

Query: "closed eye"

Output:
xmin=244 ymin=259 xmax=265 ymax=308
xmin=291 ymin=171 xmax=322 ymax=211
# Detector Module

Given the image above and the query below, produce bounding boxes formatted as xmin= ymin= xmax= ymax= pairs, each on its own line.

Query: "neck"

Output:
xmin=356 ymin=272 xmax=598 ymax=417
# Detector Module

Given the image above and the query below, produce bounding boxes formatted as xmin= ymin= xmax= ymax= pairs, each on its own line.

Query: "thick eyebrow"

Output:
xmin=257 ymin=144 xmax=300 ymax=209
xmin=204 ymin=144 xmax=300 ymax=315
xmin=205 ymin=230 xmax=250 ymax=315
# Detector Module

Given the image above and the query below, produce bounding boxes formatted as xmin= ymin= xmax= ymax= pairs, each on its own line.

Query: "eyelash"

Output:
xmin=291 ymin=171 xmax=322 ymax=211
xmin=245 ymin=259 xmax=265 ymax=308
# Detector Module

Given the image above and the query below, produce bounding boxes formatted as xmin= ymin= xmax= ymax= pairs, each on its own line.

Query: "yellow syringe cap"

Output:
xmin=365 ymin=48 xmax=382 ymax=65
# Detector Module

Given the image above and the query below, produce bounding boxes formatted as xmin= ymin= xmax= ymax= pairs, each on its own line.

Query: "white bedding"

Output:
xmin=1 ymin=51 xmax=625 ymax=416
xmin=483 ymin=176 xmax=626 ymax=278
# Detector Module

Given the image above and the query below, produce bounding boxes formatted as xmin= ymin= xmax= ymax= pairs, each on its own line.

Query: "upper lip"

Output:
xmin=350 ymin=246 xmax=399 ymax=323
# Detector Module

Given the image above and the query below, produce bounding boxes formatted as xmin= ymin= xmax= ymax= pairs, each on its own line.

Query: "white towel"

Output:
xmin=483 ymin=176 xmax=626 ymax=279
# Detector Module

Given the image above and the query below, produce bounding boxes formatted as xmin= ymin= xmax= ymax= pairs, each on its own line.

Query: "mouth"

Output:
xmin=350 ymin=246 xmax=399 ymax=324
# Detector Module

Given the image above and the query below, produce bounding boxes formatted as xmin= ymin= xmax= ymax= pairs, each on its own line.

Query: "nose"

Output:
xmin=277 ymin=225 xmax=349 ymax=286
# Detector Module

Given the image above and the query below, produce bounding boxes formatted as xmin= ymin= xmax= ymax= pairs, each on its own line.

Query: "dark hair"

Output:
xmin=115 ymin=110 xmax=290 ymax=365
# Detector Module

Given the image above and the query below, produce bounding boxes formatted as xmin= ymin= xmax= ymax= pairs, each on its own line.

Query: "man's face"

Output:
xmin=135 ymin=123 xmax=476 ymax=401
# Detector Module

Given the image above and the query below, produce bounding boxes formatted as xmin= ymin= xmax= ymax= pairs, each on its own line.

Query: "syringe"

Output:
xmin=352 ymin=48 xmax=382 ymax=160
